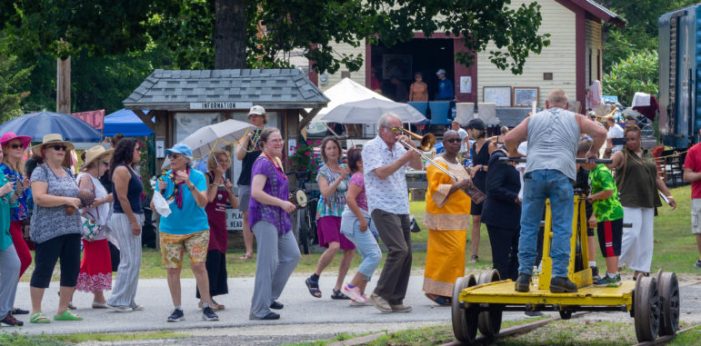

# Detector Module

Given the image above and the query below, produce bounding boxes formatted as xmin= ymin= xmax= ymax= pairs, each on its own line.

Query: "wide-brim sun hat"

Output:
xmin=165 ymin=143 xmax=193 ymax=160
xmin=0 ymin=131 xmax=32 ymax=149
xmin=31 ymin=133 xmax=75 ymax=156
xmin=82 ymin=145 xmax=113 ymax=168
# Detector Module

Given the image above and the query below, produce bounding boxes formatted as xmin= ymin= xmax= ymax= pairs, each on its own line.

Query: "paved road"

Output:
xmin=11 ymin=273 xmax=701 ymax=345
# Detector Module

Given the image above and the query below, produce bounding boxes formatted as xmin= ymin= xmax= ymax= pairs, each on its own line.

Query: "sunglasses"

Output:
xmin=7 ymin=144 xmax=23 ymax=149
xmin=49 ymin=144 xmax=67 ymax=151
xmin=101 ymin=161 xmax=110 ymax=165
xmin=168 ymin=153 xmax=182 ymax=159
xmin=389 ymin=127 xmax=403 ymax=134
xmin=445 ymin=138 xmax=462 ymax=143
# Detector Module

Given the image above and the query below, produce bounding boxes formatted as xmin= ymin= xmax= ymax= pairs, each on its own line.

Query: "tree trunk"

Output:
xmin=214 ymin=0 xmax=247 ymax=69
xmin=56 ymin=57 xmax=71 ymax=113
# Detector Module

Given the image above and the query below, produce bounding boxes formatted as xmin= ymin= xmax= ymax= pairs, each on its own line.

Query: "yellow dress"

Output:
xmin=423 ymin=156 xmax=471 ymax=297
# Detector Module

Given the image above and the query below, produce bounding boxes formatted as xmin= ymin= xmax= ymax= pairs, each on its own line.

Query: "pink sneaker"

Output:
xmin=342 ymin=284 xmax=366 ymax=303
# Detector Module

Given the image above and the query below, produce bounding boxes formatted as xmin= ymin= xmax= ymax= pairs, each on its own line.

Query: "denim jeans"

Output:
xmin=341 ymin=209 xmax=381 ymax=281
xmin=518 ymin=169 xmax=574 ymax=278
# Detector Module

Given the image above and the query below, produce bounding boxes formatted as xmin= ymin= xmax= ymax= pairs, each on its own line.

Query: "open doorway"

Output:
xmin=370 ymin=38 xmax=455 ymax=102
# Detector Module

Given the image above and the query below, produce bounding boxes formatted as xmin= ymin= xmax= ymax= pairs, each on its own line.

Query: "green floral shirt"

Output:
xmin=588 ymin=164 xmax=624 ymax=222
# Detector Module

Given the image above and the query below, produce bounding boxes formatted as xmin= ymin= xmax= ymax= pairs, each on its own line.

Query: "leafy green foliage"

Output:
xmin=0 ymin=36 xmax=32 ymax=121
xmin=603 ymin=50 xmax=658 ymax=105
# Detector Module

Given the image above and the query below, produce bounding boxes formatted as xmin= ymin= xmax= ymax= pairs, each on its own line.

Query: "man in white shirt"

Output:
xmin=604 ymin=116 xmax=624 ymax=157
xmin=362 ymin=113 xmax=422 ymax=313
xmin=451 ymin=121 xmax=468 ymax=158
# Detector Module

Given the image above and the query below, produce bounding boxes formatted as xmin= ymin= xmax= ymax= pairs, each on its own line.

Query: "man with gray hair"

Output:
xmin=504 ymin=89 xmax=606 ymax=294
xmin=362 ymin=113 xmax=422 ymax=312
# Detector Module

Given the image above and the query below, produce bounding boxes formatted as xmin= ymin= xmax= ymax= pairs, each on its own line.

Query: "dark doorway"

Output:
xmin=370 ymin=38 xmax=454 ymax=102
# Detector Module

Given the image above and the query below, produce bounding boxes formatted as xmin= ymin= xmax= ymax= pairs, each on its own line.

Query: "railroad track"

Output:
xmin=632 ymin=324 xmax=700 ymax=346
xmin=440 ymin=312 xmax=589 ymax=346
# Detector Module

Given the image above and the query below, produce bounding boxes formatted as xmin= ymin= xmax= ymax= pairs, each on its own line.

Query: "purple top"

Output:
xmin=247 ymin=155 xmax=291 ymax=235
xmin=349 ymin=172 xmax=368 ymax=211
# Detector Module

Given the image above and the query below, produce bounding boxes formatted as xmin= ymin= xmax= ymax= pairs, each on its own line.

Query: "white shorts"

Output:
xmin=692 ymin=199 xmax=701 ymax=234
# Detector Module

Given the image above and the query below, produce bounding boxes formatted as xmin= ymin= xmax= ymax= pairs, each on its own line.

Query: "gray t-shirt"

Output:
xmin=30 ymin=164 xmax=81 ymax=243
xmin=526 ymin=108 xmax=580 ymax=181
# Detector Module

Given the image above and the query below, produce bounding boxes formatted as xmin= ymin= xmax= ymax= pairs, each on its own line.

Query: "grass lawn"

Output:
xmin=0 ymin=330 xmax=185 ymax=346
xmin=19 ymin=186 xmax=698 ymax=282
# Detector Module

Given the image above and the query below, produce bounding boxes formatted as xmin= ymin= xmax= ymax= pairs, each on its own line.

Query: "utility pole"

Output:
xmin=56 ymin=56 xmax=71 ymax=113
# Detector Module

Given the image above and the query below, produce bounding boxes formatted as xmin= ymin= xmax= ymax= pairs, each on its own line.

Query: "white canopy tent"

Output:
xmin=306 ymin=78 xmax=392 ymax=135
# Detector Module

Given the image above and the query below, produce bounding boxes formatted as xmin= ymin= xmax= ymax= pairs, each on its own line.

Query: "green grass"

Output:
xmin=19 ymin=186 xmax=698 ymax=283
xmin=0 ymin=330 xmax=185 ymax=346
xmin=669 ymin=324 xmax=701 ymax=346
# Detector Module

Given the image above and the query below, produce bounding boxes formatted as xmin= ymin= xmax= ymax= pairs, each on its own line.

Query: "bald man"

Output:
xmin=504 ymin=89 xmax=607 ymax=294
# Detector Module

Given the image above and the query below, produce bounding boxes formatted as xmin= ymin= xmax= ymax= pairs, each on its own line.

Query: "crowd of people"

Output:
xmin=0 ymin=91 xmax=698 ymax=327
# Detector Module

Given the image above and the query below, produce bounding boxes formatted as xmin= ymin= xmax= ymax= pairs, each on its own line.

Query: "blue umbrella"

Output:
xmin=0 ymin=111 xmax=101 ymax=142
xmin=104 ymin=109 xmax=153 ymax=137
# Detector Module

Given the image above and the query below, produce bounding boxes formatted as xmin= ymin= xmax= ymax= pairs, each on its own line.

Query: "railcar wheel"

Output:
xmin=477 ymin=270 xmax=503 ymax=337
xmin=657 ymin=272 xmax=680 ymax=336
xmin=634 ymin=276 xmax=660 ymax=342
xmin=559 ymin=309 xmax=573 ymax=320
xmin=452 ymin=274 xmax=478 ymax=343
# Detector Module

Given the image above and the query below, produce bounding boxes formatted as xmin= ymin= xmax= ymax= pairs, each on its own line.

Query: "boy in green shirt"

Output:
xmin=584 ymin=161 xmax=624 ymax=287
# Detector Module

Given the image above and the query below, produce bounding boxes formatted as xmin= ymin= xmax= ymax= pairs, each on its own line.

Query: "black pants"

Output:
xmin=30 ymin=233 xmax=81 ymax=288
xmin=109 ymin=241 xmax=120 ymax=272
xmin=196 ymin=250 xmax=228 ymax=298
xmin=486 ymin=225 xmax=520 ymax=281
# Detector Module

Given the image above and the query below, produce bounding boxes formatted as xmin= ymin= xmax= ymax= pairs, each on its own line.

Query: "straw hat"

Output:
xmin=31 ymin=134 xmax=75 ymax=156
xmin=83 ymin=145 xmax=113 ymax=168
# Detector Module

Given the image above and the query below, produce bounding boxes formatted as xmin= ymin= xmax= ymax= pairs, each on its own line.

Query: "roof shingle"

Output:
xmin=123 ymin=69 xmax=329 ymax=110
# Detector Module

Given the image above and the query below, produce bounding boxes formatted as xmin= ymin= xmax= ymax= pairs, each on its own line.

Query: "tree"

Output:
xmin=599 ymin=0 xmax=698 ymax=72
xmin=0 ymin=37 xmax=31 ymax=121
xmin=214 ymin=0 xmax=247 ymax=68
xmin=154 ymin=0 xmax=550 ymax=75
xmin=603 ymin=50 xmax=658 ymax=106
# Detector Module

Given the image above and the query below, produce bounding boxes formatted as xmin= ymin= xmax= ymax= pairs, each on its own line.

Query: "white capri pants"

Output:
xmin=619 ymin=207 xmax=654 ymax=273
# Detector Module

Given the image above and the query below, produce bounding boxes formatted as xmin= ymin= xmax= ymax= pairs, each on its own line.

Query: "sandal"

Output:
xmin=331 ymin=289 xmax=350 ymax=300
xmin=305 ymin=277 xmax=322 ymax=298
xmin=239 ymin=253 xmax=253 ymax=260
xmin=426 ymin=294 xmax=452 ymax=306
xmin=54 ymin=310 xmax=82 ymax=321
xmin=30 ymin=312 xmax=51 ymax=324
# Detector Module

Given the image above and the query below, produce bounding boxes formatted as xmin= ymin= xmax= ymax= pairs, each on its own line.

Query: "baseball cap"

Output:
xmin=165 ymin=143 xmax=193 ymax=160
xmin=436 ymin=69 xmax=446 ymax=76
xmin=248 ymin=105 xmax=266 ymax=116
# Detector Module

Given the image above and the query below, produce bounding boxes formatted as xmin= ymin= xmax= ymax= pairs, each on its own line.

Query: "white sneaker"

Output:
xmin=342 ymin=284 xmax=367 ymax=303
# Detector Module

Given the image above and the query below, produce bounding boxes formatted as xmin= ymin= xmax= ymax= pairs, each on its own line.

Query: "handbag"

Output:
xmin=152 ymin=190 xmax=172 ymax=217
xmin=81 ymin=209 xmax=104 ymax=241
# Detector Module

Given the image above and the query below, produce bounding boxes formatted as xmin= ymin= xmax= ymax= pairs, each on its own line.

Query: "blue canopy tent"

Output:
xmin=104 ymin=109 xmax=153 ymax=137
xmin=0 ymin=111 xmax=101 ymax=143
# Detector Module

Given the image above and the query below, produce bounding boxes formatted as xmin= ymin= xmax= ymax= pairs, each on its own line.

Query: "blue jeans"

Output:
xmin=340 ymin=209 xmax=381 ymax=281
xmin=518 ymin=169 xmax=574 ymax=277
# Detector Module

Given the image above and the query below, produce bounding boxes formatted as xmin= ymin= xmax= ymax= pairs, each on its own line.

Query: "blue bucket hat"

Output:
xmin=165 ymin=143 xmax=193 ymax=160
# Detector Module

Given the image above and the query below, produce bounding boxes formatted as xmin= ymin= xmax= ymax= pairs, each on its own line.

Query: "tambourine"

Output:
xmin=290 ymin=189 xmax=308 ymax=208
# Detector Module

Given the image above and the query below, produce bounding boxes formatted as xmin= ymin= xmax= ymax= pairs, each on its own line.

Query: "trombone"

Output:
xmin=393 ymin=127 xmax=461 ymax=182
xmin=394 ymin=127 xmax=485 ymax=203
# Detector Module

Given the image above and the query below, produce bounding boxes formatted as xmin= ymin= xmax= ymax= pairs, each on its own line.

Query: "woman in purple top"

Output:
xmin=248 ymin=128 xmax=301 ymax=320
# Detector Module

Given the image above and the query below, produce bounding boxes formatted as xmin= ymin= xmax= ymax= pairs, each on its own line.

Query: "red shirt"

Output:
xmin=683 ymin=142 xmax=701 ymax=199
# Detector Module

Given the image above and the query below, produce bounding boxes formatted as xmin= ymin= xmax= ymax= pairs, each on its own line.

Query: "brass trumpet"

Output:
xmin=394 ymin=127 xmax=436 ymax=152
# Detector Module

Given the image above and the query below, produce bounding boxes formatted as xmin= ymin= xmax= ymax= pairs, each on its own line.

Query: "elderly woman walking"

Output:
xmin=28 ymin=134 xmax=83 ymax=323
xmin=305 ymin=136 xmax=355 ymax=300
xmin=156 ymin=143 xmax=219 ymax=322
xmin=0 ymin=143 xmax=23 ymax=326
xmin=609 ymin=125 xmax=676 ymax=277
xmin=423 ymin=130 xmax=472 ymax=305
xmin=195 ymin=150 xmax=238 ymax=310
xmin=249 ymin=128 xmax=301 ymax=320
xmin=107 ymin=138 xmax=144 ymax=312
xmin=75 ymin=145 xmax=114 ymax=308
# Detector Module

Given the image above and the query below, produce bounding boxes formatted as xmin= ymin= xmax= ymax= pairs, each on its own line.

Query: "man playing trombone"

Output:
xmin=362 ymin=113 xmax=422 ymax=313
